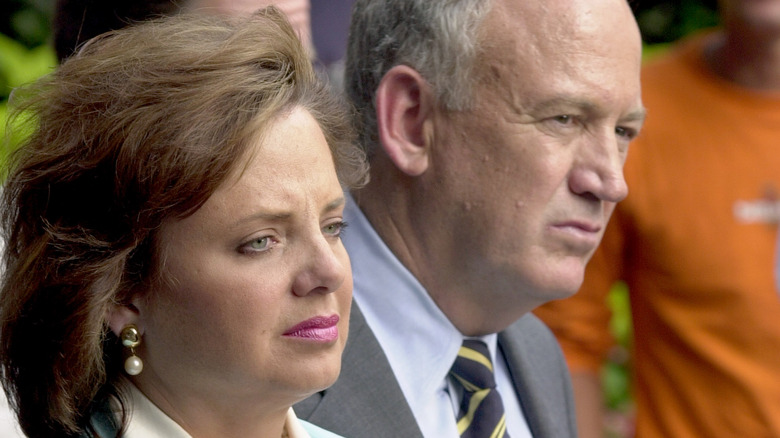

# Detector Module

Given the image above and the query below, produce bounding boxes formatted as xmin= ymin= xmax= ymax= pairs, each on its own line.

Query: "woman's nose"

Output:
xmin=291 ymin=235 xmax=348 ymax=297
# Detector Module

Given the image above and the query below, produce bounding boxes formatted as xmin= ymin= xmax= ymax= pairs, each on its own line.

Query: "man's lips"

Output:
xmin=283 ymin=314 xmax=340 ymax=342
xmin=550 ymin=219 xmax=603 ymax=251
xmin=553 ymin=219 xmax=601 ymax=234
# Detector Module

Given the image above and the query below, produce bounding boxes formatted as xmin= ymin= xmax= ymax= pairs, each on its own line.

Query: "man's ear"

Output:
xmin=375 ymin=65 xmax=435 ymax=176
xmin=106 ymin=303 xmax=141 ymax=338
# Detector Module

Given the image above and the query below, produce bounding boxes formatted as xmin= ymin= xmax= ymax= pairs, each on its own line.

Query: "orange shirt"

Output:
xmin=536 ymin=32 xmax=780 ymax=438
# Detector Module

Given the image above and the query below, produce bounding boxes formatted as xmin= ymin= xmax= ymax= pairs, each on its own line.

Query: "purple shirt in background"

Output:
xmin=311 ymin=0 xmax=355 ymax=66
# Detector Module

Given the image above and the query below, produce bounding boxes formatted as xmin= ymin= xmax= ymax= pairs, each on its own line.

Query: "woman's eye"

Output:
xmin=239 ymin=236 xmax=275 ymax=254
xmin=323 ymin=221 xmax=348 ymax=237
xmin=250 ymin=237 xmax=270 ymax=250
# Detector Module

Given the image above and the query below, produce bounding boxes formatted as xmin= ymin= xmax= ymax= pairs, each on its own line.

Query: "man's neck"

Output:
xmin=353 ymin=182 xmax=540 ymax=337
xmin=705 ymin=26 xmax=780 ymax=91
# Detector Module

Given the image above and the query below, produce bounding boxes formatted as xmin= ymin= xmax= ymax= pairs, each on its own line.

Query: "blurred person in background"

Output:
xmin=52 ymin=0 xmax=312 ymax=62
xmin=309 ymin=0 xmax=355 ymax=90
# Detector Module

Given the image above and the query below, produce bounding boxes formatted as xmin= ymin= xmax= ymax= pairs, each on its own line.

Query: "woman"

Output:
xmin=0 ymin=8 xmax=366 ymax=438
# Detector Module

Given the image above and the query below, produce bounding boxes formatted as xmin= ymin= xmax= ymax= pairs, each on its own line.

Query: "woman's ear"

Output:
xmin=375 ymin=65 xmax=436 ymax=176
xmin=106 ymin=303 xmax=141 ymax=337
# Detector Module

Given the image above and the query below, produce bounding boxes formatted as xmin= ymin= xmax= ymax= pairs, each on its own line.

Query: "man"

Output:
xmin=535 ymin=0 xmax=780 ymax=437
xmin=295 ymin=0 xmax=645 ymax=437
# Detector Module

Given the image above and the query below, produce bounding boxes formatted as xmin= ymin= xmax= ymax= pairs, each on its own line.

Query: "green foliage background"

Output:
xmin=0 ymin=0 xmax=56 ymax=163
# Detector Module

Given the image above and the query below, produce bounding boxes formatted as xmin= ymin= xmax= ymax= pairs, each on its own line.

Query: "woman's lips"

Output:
xmin=283 ymin=314 xmax=340 ymax=342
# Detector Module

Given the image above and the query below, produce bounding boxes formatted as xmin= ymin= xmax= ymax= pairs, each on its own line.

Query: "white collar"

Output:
xmin=342 ymin=195 xmax=499 ymax=435
xmin=120 ymin=384 xmax=311 ymax=438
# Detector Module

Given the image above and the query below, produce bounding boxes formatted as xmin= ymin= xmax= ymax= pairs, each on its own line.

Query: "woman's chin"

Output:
xmin=279 ymin=356 xmax=343 ymax=400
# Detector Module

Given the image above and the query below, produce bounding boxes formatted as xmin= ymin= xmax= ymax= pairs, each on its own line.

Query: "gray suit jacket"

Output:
xmin=295 ymin=302 xmax=577 ymax=438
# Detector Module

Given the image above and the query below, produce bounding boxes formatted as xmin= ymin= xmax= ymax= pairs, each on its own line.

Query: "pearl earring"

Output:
xmin=120 ymin=325 xmax=143 ymax=376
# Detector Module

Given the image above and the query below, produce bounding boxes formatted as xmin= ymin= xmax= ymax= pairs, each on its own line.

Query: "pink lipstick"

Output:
xmin=283 ymin=314 xmax=340 ymax=342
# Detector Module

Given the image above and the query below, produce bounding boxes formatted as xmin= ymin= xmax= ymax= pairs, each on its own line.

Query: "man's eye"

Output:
xmin=616 ymin=126 xmax=637 ymax=141
xmin=553 ymin=115 xmax=573 ymax=124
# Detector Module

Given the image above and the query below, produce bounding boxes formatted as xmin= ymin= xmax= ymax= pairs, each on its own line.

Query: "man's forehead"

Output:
xmin=481 ymin=0 xmax=637 ymax=44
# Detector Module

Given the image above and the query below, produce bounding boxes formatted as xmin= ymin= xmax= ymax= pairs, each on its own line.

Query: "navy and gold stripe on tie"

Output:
xmin=450 ymin=340 xmax=510 ymax=438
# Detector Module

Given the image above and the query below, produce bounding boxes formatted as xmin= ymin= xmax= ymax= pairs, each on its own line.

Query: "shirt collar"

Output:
xmin=342 ymin=195 xmax=499 ymax=409
xmin=119 ymin=383 xmax=310 ymax=438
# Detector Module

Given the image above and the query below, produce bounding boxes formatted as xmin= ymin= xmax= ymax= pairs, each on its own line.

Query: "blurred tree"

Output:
xmin=1 ymin=0 xmax=56 ymax=165
xmin=1 ymin=0 xmax=55 ymax=104
xmin=2 ymin=0 xmax=53 ymax=48
xmin=632 ymin=0 xmax=720 ymax=44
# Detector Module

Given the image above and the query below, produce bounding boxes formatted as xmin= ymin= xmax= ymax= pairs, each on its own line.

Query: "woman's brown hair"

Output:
xmin=0 ymin=8 xmax=367 ymax=437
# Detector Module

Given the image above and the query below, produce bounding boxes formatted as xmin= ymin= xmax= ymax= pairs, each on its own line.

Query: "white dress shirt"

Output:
xmin=121 ymin=384 xmax=191 ymax=438
xmin=342 ymin=196 xmax=532 ymax=438
xmin=0 ymin=391 xmax=24 ymax=438
xmin=111 ymin=384 xmax=338 ymax=438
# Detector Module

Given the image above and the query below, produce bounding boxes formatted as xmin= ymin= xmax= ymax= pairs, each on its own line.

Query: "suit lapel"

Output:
xmin=295 ymin=302 xmax=424 ymax=438
xmin=296 ymin=307 xmax=574 ymax=438
xmin=498 ymin=314 xmax=577 ymax=438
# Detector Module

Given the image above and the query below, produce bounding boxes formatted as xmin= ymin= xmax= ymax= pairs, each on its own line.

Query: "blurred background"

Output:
xmin=0 ymin=1 xmax=721 ymax=437
xmin=0 ymin=0 xmax=721 ymax=135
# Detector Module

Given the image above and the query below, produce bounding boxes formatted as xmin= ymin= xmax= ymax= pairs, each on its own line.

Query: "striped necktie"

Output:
xmin=450 ymin=339 xmax=510 ymax=438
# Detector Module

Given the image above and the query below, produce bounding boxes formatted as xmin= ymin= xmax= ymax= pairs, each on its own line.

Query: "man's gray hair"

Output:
xmin=345 ymin=0 xmax=494 ymax=156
